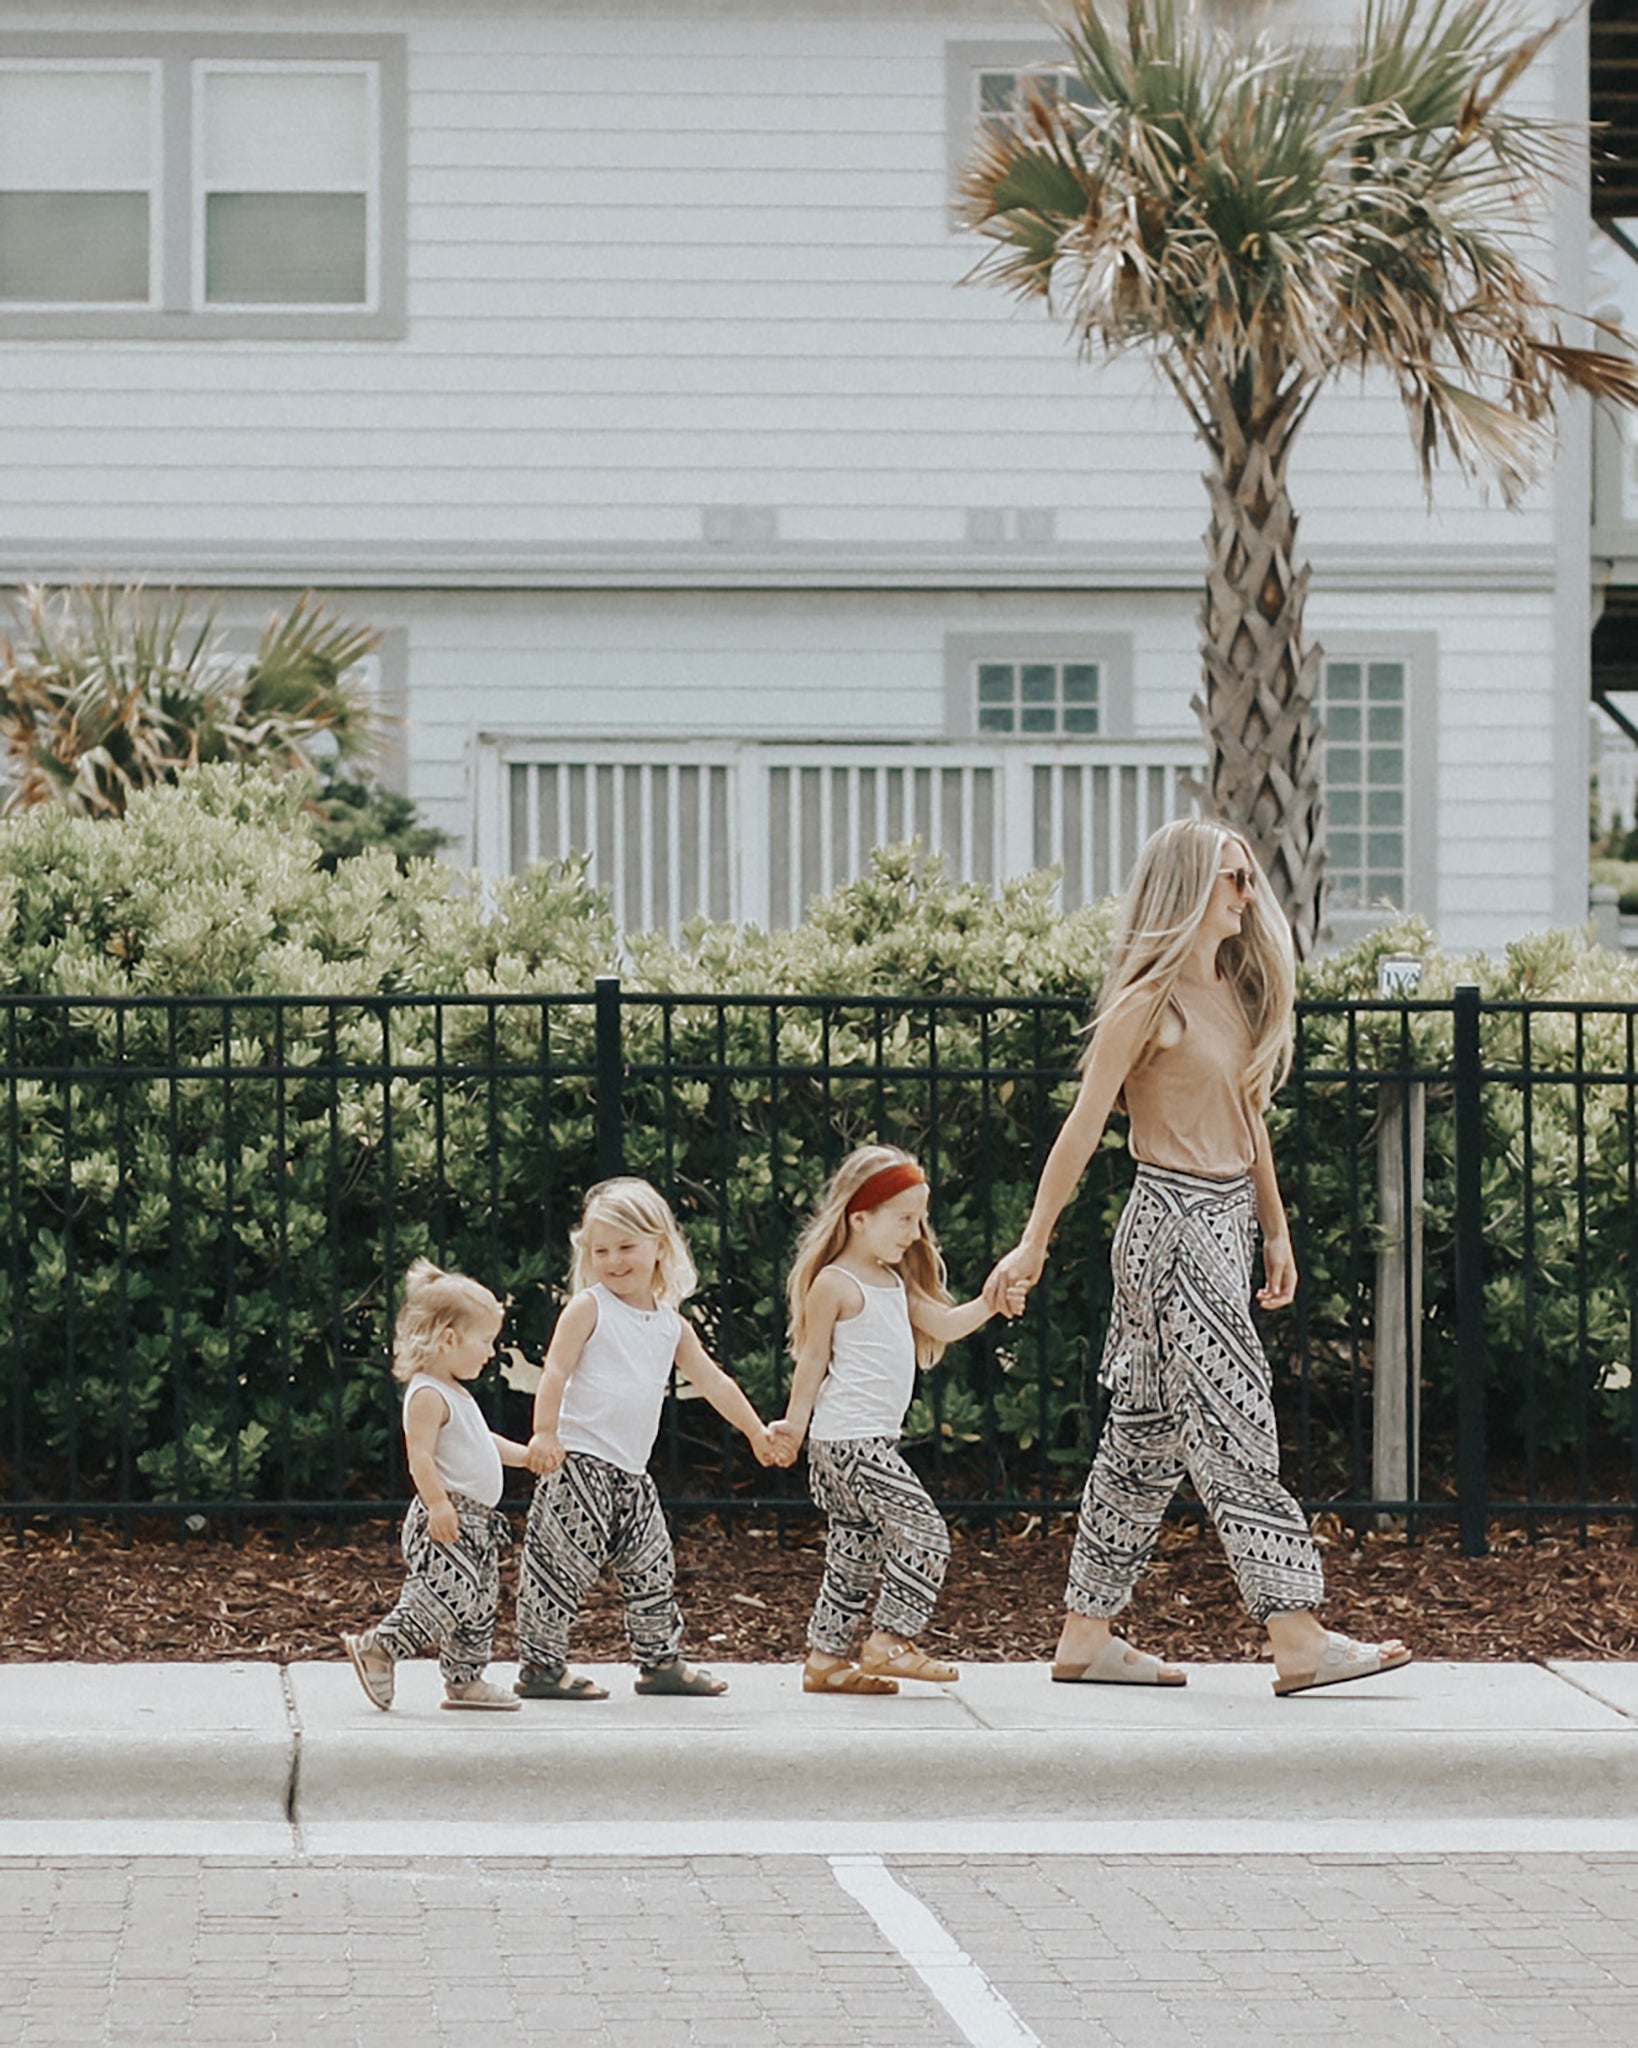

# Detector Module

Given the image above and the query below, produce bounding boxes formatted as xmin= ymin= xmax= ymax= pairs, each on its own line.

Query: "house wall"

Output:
xmin=0 ymin=0 xmax=1589 ymax=951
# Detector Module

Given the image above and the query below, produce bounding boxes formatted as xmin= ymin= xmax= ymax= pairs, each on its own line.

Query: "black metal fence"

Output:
xmin=3 ymin=981 xmax=1636 ymax=1549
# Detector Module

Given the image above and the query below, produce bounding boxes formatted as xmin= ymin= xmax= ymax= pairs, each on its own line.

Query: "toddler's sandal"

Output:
xmin=634 ymin=1658 xmax=728 ymax=1697
xmin=857 ymin=1640 xmax=959 ymax=1685
xmin=513 ymin=1664 xmax=609 ymax=1701
xmin=802 ymin=1657 xmax=898 ymax=1696
xmin=342 ymin=1631 xmax=394 ymax=1711
xmin=442 ymin=1678 xmax=522 ymax=1711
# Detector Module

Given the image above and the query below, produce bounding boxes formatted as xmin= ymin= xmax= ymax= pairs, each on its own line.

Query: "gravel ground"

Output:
xmin=5 ymin=1510 xmax=1637 ymax=1664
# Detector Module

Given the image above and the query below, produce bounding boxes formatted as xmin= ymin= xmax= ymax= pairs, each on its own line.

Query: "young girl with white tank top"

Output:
xmin=773 ymin=1146 xmax=1012 ymax=1696
xmin=513 ymin=1178 xmax=781 ymax=1701
xmin=342 ymin=1260 xmax=532 ymax=1713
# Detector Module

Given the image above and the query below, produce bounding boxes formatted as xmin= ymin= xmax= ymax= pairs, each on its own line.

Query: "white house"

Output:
xmin=0 ymin=0 xmax=1628 ymax=951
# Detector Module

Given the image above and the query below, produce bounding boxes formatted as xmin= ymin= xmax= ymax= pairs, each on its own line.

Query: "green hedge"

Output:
xmin=2 ymin=768 xmax=1635 ymax=1515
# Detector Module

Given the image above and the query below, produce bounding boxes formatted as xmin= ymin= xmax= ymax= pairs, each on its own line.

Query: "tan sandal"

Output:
xmin=857 ymin=1638 xmax=959 ymax=1685
xmin=802 ymin=1656 xmax=898 ymax=1696
xmin=1273 ymin=1633 xmax=1412 ymax=1697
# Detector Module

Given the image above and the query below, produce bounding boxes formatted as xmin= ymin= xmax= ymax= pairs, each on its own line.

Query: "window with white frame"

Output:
xmin=976 ymin=659 xmax=1101 ymax=736
xmin=973 ymin=62 xmax=1095 ymax=135
xmin=945 ymin=41 xmax=1097 ymax=207
xmin=1318 ymin=657 xmax=1410 ymax=910
xmin=0 ymin=34 xmax=403 ymax=339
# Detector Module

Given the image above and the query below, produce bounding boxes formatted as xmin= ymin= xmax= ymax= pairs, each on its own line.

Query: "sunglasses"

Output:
xmin=1217 ymin=866 xmax=1255 ymax=897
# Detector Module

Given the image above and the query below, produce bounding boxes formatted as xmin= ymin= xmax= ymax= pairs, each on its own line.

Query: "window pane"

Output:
xmin=977 ymin=71 xmax=1018 ymax=115
xmin=0 ymin=71 xmax=150 ymax=185
xmin=1330 ymin=832 xmax=1362 ymax=870
xmin=1329 ymin=788 xmax=1361 ymax=826
xmin=1367 ymin=662 xmax=1405 ymax=700
xmin=978 ymin=707 xmax=1015 ymax=733
xmin=1367 ymin=833 xmax=1404 ymax=870
xmin=977 ymin=664 xmax=1014 ymax=704
xmin=1063 ymin=706 xmax=1100 ymax=734
xmin=203 ymin=71 xmax=369 ymax=188
xmin=1367 ymin=747 xmax=1403 ymax=785
xmin=0 ymin=192 xmax=148 ymax=301
xmin=1020 ymin=663 xmax=1056 ymax=704
xmin=1326 ymin=747 xmax=1360 ymax=785
xmin=1327 ymin=705 xmax=1361 ymax=743
xmin=205 ymin=191 xmax=366 ymax=303
xmin=1373 ymin=872 xmax=1405 ymax=902
xmin=1326 ymin=662 xmax=1361 ymax=700
xmin=1367 ymin=704 xmax=1403 ymax=742
xmin=1062 ymin=664 xmax=1099 ymax=703
xmin=1367 ymin=788 xmax=1404 ymax=826
xmin=1019 ymin=706 xmax=1057 ymax=733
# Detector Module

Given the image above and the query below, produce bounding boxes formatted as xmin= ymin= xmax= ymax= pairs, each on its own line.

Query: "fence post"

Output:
xmin=1452 ymin=981 xmax=1488 ymax=1557
xmin=594 ymin=974 xmax=625 ymax=1179
xmin=1372 ymin=1078 xmax=1424 ymax=1520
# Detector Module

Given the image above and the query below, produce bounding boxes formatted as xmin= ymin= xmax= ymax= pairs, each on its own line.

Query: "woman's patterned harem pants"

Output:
xmin=805 ymin=1435 xmax=952 ymax=1656
xmin=373 ymin=1490 xmax=510 ymax=1687
xmin=515 ymin=1451 xmax=684 ymax=1674
xmin=1066 ymin=1164 xmax=1325 ymax=1626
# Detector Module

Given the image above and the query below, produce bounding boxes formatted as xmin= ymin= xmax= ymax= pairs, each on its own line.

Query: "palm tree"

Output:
xmin=960 ymin=0 xmax=1638 ymax=955
xmin=0 ymin=584 xmax=380 ymax=818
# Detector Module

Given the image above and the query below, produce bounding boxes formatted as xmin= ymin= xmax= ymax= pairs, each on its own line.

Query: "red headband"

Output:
xmin=846 ymin=1162 xmax=927 ymax=1216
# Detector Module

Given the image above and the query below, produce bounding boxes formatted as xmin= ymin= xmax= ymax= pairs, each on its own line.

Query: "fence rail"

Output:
xmin=3 ymin=982 xmax=1637 ymax=1548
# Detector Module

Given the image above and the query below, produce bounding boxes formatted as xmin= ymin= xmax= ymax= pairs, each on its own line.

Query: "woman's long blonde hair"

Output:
xmin=1086 ymin=817 xmax=1296 ymax=1112
xmin=786 ymin=1144 xmax=953 ymax=1368
xmin=569 ymin=1177 xmax=698 ymax=1309
xmin=392 ymin=1259 xmax=504 ymax=1382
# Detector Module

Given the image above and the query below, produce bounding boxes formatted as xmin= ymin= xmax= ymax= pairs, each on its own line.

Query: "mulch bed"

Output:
xmin=5 ymin=1511 xmax=1638 ymax=1665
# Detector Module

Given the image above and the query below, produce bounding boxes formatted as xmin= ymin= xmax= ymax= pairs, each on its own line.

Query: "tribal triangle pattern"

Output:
xmin=515 ymin=1451 xmax=683 ymax=1673
xmin=373 ymin=1491 xmax=511 ymax=1687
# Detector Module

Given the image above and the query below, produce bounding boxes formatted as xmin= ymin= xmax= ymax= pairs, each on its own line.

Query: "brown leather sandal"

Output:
xmin=802 ymin=1656 xmax=898 ymax=1695
xmin=857 ymin=1638 xmax=959 ymax=1685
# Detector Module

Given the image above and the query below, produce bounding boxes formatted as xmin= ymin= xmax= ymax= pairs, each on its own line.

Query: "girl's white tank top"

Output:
xmin=810 ymin=1269 xmax=916 ymax=1443
xmin=402 ymin=1374 xmax=503 ymax=1506
xmin=558 ymin=1285 xmax=685 ymax=1475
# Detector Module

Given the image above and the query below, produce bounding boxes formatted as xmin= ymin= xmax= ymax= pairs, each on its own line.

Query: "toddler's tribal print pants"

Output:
xmin=805 ymin=1434 xmax=952 ymax=1656
xmin=1067 ymin=1163 xmax=1325 ymax=1626
xmin=515 ymin=1451 xmax=684 ymax=1674
xmin=374 ymin=1490 xmax=511 ymax=1687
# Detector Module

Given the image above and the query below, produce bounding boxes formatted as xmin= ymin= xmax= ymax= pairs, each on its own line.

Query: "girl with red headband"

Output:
xmin=773 ymin=1145 xmax=1012 ymax=1694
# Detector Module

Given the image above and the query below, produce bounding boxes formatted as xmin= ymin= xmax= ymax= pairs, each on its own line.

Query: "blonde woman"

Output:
xmin=774 ymin=1146 xmax=1011 ymax=1695
xmin=515 ymin=1177 xmax=780 ymax=1700
xmin=985 ymin=819 xmax=1411 ymax=1696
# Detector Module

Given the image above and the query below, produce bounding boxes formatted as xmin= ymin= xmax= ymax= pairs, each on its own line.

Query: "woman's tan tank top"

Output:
xmin=1122 ymin=974 xmax=1259 ymax=1177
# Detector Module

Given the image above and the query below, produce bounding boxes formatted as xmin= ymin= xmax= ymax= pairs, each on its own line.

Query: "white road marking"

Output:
xmin=829 ymin=1852 xmax=1044 ymax=2048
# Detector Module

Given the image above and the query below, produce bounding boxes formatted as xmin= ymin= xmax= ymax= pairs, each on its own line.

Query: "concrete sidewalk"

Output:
xmin=2 ymin=1658 xmax=1636 ymax=1856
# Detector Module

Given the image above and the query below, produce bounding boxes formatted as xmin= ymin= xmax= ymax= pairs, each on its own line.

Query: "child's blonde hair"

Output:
xmin=392 ymin=1258 xmax=504 ymax=1381
xmin=1087 ymin=817 xmax=1296 ymax=1112
xmin=786 ymin=1145 xmax=953 ymax=1368
xmin=569 ymin=1177 xmax=698 ymax=1309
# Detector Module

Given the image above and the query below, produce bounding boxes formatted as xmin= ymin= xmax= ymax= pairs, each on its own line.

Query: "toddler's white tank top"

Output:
xmin=558 ymin=1284 xmax=685 ymax=1475
xmin=810 ymin=1269 xmax=916 ymax=1443
xmin=402 ymin=1374 xmax=503 ymax=1506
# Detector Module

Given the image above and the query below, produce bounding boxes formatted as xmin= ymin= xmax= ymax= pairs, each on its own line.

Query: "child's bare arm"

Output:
xmin=527 ymin=1292 xmax=597 ymax=1474
xmin=906 ymin=1289 xmax=994 ymax=1349
xmin=403 ymin=1384 xmax=458 ymax=1543
xmin=494 ymin=1434 xmax=534 ymax=1469
xmin=673 ymin=1326 xmax=778 ymax=1466
xmin=772 ymin=1268 xmax=851 ymax=1452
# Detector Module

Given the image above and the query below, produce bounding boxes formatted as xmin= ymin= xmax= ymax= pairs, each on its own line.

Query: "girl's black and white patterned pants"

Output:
xmin=1067 ymin=1164 xmax=1325 ymax=1626
xmin=515 ymin=1451 xmax=684 ymax=1675
xmin=373 ymin=1490 xmax=511 ymax=1688
xmin=805 ymin=1435 xmax=951 ymax=1656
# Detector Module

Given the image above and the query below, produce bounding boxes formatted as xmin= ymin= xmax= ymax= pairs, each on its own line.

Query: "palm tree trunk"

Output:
xmin=1190 ymin=379 xmax=1326 ymax=959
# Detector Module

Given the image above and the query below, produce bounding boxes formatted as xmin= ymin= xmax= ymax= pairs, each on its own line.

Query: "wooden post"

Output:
xmin=1373 ymin=1079 xmax=1424 ymax=1519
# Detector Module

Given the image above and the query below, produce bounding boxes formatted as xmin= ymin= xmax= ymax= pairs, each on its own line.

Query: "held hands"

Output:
xmin=525 ymin=1428 xmax=566 ymax=1476
xmin=749 ymin=1422 xmax=784 ymax=1468
xmin=1256 ymin=1234 xmax=1298 ymax=1312
xmin=426 ymin=1498 xmax=460 ymax=1545
xmin=764 ymin=1418 xmax=804 ymax=1468
xmin=981 ymin=1244 xmax=1043 ymax=1319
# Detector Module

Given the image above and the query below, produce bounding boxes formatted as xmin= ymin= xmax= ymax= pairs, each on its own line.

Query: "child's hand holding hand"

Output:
xmin=766 ymin=1418 xmax=804 ymax=1467
xmin=750 ymin=1423 xmax=781 ymax=1468
xmin=526 ymin=1429 xmax=565 ymax=1476
xmin=426 ymin=1499 xmax=460 ymax=1545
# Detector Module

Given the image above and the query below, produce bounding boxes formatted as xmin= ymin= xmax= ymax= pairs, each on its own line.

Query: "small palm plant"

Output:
xmin=0 ymin=583 xmax=381 ymax=817
xmin=960 ymin=0 xmax=1638 ymax=954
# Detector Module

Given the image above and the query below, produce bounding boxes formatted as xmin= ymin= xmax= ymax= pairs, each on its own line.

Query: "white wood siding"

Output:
xmin=1 ymin=0 xmax=1564 ymax=571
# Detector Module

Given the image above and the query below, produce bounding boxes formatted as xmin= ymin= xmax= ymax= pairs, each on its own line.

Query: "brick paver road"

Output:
xmin=3 ymin=1852 xmax=1636 ymax=2047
